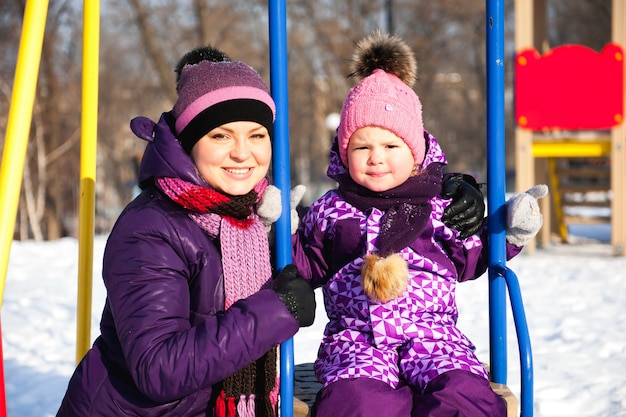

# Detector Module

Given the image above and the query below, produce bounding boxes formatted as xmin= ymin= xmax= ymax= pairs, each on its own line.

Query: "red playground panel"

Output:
xmin=515 ymin=43 xmax=624 ymax=131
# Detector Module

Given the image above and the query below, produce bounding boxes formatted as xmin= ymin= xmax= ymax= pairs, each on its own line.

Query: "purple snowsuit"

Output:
xmin=292 ymin=131 xmax=520 ymax=416
xmin=56 ymin=112 xmax=298 ymax=417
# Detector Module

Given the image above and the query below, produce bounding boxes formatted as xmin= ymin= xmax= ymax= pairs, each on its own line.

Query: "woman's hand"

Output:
xmin=441 ymin=174 xmax=485 ymax=239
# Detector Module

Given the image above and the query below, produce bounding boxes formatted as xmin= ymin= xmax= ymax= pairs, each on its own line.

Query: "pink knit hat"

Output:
xmin=337 ymin=33 xmax=424 ymax=166
xmin=172 ymin=47 xmax=276 ymax=154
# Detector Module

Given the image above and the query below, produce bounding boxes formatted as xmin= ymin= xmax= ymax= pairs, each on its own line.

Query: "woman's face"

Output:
xmin=346 ymin=126 xmax=415 ymax=192
xmin=190 ymin=121 xmax=272 ymax=196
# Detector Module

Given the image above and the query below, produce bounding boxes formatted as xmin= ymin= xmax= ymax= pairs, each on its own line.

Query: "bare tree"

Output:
xmin=20 ymin=100 xmax=46 ymax=241
xmin=549 ymin=0 xmax=611 ymax=50
xmin=1 ymin=0 xmax=83 ymax=240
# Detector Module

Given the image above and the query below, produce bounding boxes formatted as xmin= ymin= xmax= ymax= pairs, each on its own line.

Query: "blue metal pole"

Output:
xmin=268 ymin=1 xmax=294 ymax=416
xmin=486 ymin=0 xmax=508 ymax=385
xmin=499 ymin=264 xmax=534 ymax=417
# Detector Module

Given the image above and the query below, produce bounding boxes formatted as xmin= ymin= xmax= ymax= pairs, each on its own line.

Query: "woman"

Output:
xmin=56 ymin=45 xmax=316 ymax=417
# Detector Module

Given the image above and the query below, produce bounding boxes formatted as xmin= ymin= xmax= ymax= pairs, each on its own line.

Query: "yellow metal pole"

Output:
xmin=76 ymin=0 xmax=100 ymax=364
xmin=547 ymin=158 xmax=568 ymax=242
xmin=0 ymin=0 xmax=49 ymax=311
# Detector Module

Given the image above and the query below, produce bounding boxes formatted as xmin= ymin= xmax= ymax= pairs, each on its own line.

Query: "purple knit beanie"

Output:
xmin=337 ymin=33 xmax=425 ymax=166
xmin=172 ymin=49 xmax=276 ymax=154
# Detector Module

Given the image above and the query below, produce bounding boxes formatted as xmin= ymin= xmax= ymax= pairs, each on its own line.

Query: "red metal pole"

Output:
xmin=0 ymin=318 xmax=7 ymax=417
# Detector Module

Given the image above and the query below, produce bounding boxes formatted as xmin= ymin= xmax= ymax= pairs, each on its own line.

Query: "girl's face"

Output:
xmin=191 ymin=121 xmax=271 ymax=196
xmin=346 ymin=126 xmax=415 ymax=192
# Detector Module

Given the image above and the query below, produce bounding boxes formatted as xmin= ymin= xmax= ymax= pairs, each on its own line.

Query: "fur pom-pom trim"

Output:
xmin=349 ymin=31 xmax=418 ymax=87
xmin=361 ymin=253 xmax=409 ymax=303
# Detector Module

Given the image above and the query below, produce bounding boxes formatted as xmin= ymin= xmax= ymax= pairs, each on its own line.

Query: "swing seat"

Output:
xmin=491 ymin=382 xmax=518 ymax=417
xmin=293 ymin=363 xmax=322 ymax=415
xmin=292 ymin=362 xmax=518 ymax=417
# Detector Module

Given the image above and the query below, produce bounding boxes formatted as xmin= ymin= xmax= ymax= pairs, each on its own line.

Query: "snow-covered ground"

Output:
xmin=2 ymin=223 xmax=625 ymax=416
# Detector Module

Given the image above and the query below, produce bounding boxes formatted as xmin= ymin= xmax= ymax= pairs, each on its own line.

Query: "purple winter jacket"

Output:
xmin=56 ymin=112 xmax=298 ymax=417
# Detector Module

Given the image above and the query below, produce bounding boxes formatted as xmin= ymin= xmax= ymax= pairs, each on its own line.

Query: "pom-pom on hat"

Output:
xmin=337 ymin=32 xmax=424 ymax=166
xmin=172 ymin=46 xmax=276 ymax=154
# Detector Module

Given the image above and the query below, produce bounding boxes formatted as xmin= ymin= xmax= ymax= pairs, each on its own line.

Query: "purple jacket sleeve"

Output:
xmin=291 ymin=202 xmax=331 ymax=289
xmin=103 ymin=204 xmax=298 ymax=402
xmin=449 ymin=222 xmax=523 ymax=282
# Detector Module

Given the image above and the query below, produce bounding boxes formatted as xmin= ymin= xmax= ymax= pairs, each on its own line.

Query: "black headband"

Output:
xmin=178 ymin=99 xmax=274 ymax=154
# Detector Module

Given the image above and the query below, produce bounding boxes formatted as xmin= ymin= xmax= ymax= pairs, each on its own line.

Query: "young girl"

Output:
xmin=56 ymin=46 xmax=316 ymax=417
xmin=291 ymin=33 xmax=547 ymax=417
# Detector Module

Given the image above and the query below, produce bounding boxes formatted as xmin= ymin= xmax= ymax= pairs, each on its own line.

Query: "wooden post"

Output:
xmin=611 ymin=0 xmax=626 ymax=256
xmin=514 ymin=0 xmax=547 ymax=252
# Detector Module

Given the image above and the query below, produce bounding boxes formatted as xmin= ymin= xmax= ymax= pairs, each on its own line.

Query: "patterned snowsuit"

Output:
xmin=292 ymin=131 xmax=520 ymax=415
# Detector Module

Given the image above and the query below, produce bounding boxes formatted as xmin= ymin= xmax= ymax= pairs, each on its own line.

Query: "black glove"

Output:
xmin=441 ymin=173 xmax=485 ymax=239
xmin=271 ymin=264 xmax=316 ymax=327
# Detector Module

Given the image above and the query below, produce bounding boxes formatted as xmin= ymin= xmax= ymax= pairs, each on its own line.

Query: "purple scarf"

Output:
xmin=331 ymin=161 xmax=443 ymax=257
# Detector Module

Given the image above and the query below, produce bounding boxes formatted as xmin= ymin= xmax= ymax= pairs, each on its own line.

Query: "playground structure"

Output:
xmin=0 ymin=1 xmax=534 ymax=416
xmin=514 ymin=0 xmax=626 ymax=256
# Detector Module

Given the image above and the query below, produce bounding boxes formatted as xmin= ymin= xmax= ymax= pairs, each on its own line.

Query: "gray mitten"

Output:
xmin=257 ymin=184 xmax=306 ymax=234
xmin=257 ymin=185 xmax=282 ymax=233
xmin=506 ymin=184 xmax=549 ymax=247
xmin=289 ymin=185 xmax=306 ymax=234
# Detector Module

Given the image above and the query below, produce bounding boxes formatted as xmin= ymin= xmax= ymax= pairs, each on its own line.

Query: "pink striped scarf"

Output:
xmin=156 ymin=176 xmax=278 ymax=417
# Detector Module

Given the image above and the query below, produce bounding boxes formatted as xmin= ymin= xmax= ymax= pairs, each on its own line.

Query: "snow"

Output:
xmin=2 ymin=224 xmax=626 ymax=417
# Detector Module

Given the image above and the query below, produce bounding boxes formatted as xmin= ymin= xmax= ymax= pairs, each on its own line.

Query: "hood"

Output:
xmin=326 ymin=129 xmax=447 ymax=182
xmin=130 ymin=112 xmax=205 ymax=188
